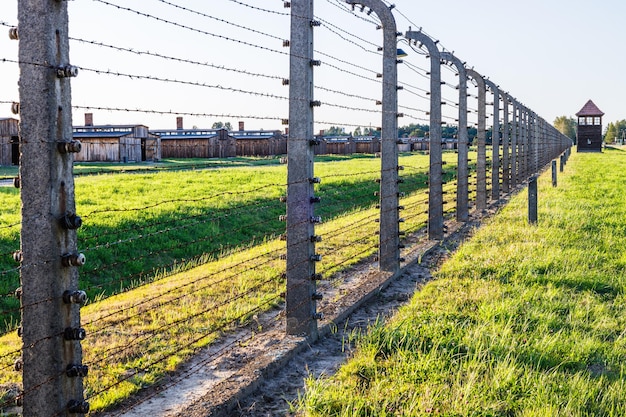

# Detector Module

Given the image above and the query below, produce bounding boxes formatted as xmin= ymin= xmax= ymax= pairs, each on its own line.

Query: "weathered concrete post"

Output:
xmin=527 ymin=109 xmax=532 ymax=176
xmin=405 ymin=30 xmax=443 ymax=240
xmin=467 ymin=69 xmax=487 ymax=211
xmin=501 ymin=92 xmax=510 ymax=193
xmin=532 ymin=112 xmax=540 ymax=173
xmin=519 ymin=106 xmax=527 ymax=180
xmin=441 ymin=52 xmax=469 ymax=222
xmin=484 ymin=79 xmax=500 ymax=200
xmin=18 ymin=0 xmax=87 ymax=414
xmin=348 ymin=0 xmax=400 ymax=272
xmin=535 ymin=115 xmax=540 ymax=170
xmin=511 ymin=100 xmax=518 ymax=186
xmin=528 ymin=175 xmax=538 ymax=225
xmin=286 ymin=0 xmax=318 ymax=337
xmin=551 ymin=160 xmax=557 ymax=187
xmin=560 ymin=154 xmax=564 ymax=172
xmin=528 ymin=109 xmax=539 ymax=175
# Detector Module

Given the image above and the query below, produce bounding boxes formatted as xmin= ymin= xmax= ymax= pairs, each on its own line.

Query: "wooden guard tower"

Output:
xmin=576 ymin=99 xmax=604 ymax=152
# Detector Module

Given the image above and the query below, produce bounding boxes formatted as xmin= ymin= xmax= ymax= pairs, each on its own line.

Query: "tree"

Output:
xmin=399 ymin=123 xmax=428 ymax=138
xmin=323 ymin=126 xmax=348 ymax=136
xmin=553 ymin=116 xmax=577 ymax=142
xmin=409 ymin=127 xmax=425 ymax=137
xmin=605 ymin=120 xmax=626 ymax=144
xmin=211 ymin=121 xmax=233 ymax=131
xmin=363 ymin=127 xmax=380 ymax=138
xmin=605 ymin=122 xmax=617 ymax=144
xmin=353 ymin=126 xmax=362 ymax=137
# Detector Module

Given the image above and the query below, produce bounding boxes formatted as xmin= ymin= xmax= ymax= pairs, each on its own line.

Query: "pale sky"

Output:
xmin=0 ymin=0 xmax=624 ymax=133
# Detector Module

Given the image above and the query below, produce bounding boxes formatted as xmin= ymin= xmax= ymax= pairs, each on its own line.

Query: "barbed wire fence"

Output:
xmin=0 ymin=0 xmax=572 ymax=415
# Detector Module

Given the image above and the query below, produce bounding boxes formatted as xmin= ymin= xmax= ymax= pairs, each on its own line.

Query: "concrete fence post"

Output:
xmin=467 ymin=69 xmax=487 ymax=211
xmin=552 ymin=160 xmax=557 ymax=187
xmin=536 ymin=114 xmax=541 ymax=172
xmin=526 ymin=109 xmax=533 ymax=176
xmin=286 ymin=0 xmax=318 ymax=337
xmin=532 ymin=112 xmax=539 ymax=173
xmin=484 ymin=79 xmax=500 ymax=200
xmin=501 ymin=93 xmax=510 ymax=193
xmin=441 ymin=52 xmax=469 ymax=222
xmin=511 ymin=100 xmax=518 ymax=186
xmin=519 ymin=107 xmax=527 ymax=180
xmin=348 ymin=0 xmax=401 ymax=273
xmin=405 ymin=30 xmax=444 ymax=240
xmin=17 ymin=0 xmax=87 ymax=414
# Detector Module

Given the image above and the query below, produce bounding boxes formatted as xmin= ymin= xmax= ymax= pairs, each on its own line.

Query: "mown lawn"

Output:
xmin=297 ymin=147 xmax=626 ymax=416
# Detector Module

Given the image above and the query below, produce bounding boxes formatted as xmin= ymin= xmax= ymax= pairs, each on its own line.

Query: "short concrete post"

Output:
xmin=528 ymin=175 xmax=538 ymax=225
xmin=560 ymin=154 xmax=564 ymax=172
xmin=551 ymin=160 xmax=557 ymax=187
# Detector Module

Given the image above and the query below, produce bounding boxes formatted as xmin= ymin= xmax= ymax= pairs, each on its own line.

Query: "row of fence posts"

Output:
xmin=284 ymin=0 xmax=573 ymax=338
xmin=9 ymin=0 xmax=572 ymax=415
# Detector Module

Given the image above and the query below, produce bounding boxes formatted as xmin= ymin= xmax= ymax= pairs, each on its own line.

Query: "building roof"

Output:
xmin=73 ymin=131 xmax=134 ymax=139
xmin=232 ymin=130 xmax=282 ymax=140
xmin=150 ymin=129 xmax=222 ymax=139
xmin=73 ymin=124 xmax=148 ymax=139
xmin=576 ymin=100 xmax=604 ymax=117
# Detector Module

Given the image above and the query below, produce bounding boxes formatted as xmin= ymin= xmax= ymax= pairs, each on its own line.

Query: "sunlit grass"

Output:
xmin=297 ymin=148 xmax=626 ymax=416
xmin=0 ymin=152 xmax=462 ymax=412
xmin=1 ymin=153 xmax=461 ymax=333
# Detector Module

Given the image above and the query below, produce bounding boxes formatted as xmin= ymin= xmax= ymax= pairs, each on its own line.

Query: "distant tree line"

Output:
xmin=323 ymin=123 xmax=482 ymax=143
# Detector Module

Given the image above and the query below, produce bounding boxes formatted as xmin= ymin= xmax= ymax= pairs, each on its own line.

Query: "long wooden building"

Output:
xmin=233 ymin=130 xmax=287 ymax=156
xmin=152 ymin=128 xmax=236 ymax=159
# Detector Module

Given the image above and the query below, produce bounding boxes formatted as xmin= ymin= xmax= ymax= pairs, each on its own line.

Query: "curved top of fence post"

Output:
xmin=440 ymin=51 xmax=466 ymax=79
xmin=483 ymin=78 xmax=498 ymax=98
xmin=440 ymin=51 xmax=468 ymax=145
xmin=466 ymin=68 xmax=485 ymax=90
xmin=346 ymin=0 xmax=397 ymax=37
xmin=500 ymin=90 xmax=511 ymax=106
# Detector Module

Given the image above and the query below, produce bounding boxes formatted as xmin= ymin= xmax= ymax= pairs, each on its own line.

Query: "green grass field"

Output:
xmin=296 ymin=148 xmax=626 ymax=416
xmin=0 ymin=151 xmax=466 ymax=411
xmin=0 ymin=153 xmax=464 ymax=334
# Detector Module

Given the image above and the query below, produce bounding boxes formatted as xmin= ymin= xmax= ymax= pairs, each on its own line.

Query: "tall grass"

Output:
xmin=297 ymin=148 xmax=626 ymax=416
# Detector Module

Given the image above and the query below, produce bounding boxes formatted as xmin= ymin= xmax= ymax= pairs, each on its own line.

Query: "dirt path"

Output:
xmin=227 ymin=225 xmax=472 ymax=417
